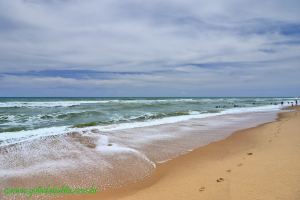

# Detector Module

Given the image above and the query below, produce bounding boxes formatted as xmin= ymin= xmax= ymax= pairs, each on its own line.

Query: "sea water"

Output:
xmin=0 ymin=97 xmax=297 ymax=191
xmin=0 ymin=97 xmax=295 ymax=146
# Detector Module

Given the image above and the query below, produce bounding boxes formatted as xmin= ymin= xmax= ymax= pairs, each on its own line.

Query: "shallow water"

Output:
xmin=0 ymin=110 xmax=280 ymax=193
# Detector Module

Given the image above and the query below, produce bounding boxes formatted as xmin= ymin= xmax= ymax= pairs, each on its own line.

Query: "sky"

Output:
xmin=0 ymin=0 xmax=299 ymax=97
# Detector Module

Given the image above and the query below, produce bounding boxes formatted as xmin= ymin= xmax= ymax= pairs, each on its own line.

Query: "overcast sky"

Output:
xmin=0 ymin=0 xmax=299 ymax=97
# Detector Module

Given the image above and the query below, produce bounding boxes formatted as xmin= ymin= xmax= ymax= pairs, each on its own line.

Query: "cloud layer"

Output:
xmin=0 ymin=0 xmax=299 ymax=96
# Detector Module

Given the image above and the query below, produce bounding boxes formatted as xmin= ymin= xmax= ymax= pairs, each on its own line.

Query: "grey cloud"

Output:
xmin=0 ymin=0 xmax=299 ymax=96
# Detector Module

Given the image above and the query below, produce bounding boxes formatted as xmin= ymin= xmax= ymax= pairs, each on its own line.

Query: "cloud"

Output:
xmin=0 ymin=0 xmax=299 ymax=96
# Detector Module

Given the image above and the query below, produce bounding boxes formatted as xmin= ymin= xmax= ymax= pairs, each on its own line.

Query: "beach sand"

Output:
xmin=60 ymin=106 xmax=300 ymax=200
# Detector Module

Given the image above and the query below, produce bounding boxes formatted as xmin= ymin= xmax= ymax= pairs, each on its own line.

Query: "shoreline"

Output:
xmin=57 ymin=106 xmax=300 ymax=200
xmin=0 ymin=103 xmax=283 ymax=148
xmin=0 ymin=110 xmax=278 ymax=192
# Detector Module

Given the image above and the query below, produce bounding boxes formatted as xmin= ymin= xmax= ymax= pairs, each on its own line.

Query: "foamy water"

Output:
xmin=0 ymin=97 xmax=298 ymax=195
xmin=0 ymin=104 xmax=286 ymax=147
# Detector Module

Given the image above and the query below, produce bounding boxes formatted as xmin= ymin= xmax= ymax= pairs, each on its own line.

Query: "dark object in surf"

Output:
xmin=69 ymin=132 xmax=96 ymax=149
xmin=87 ymin=143 xmax=96 ymax=148
xmin=91 ymin=129 xmax=100 ymax=133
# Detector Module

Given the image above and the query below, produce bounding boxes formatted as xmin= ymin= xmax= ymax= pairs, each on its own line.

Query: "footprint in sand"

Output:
xmin=237 ymin=163 xmax=243 ymax=167
xmin=216 ymin=178 xmax=224 ymax=182
xmin=226 ymin=169 xmax=231 ymax=173
xmin=198 ymin=186 xmax=205 ymax=192
xmin=247 ymin=152 xmax=253 ymax=156
xmin=268 ymin=139 xmax=272 ymax=143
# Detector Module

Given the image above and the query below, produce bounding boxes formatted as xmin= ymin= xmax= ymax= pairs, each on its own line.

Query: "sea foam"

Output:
xmin=0 ymin=103 xmax=287 ymax=147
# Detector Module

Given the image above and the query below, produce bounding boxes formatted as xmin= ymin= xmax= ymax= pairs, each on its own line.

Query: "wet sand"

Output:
xmin=61 ymin=106 xmax=300 ymax=200
xmin=1 ymin=111 xmax=277 ymax=198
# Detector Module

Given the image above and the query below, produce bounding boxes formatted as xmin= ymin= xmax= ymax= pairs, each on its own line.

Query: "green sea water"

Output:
xmin=0 ymin=97 xmax=296 ymax=134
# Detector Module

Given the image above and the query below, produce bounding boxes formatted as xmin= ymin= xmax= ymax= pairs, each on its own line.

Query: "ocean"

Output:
xmin=0 ymin=97 xmax=296 ymax=147
xmin=0 ymin=97 xmax=298 ymax=190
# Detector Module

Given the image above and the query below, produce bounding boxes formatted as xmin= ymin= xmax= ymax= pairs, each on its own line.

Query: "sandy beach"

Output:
xmin=1 ymin=0 xmax=299 ymax=199
xmin=59 ymin=106 xmax=300 ymax=200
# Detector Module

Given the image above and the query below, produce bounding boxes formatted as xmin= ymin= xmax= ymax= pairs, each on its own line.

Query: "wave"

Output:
xmin=56 ymin=111 xmax=104 ymax=120
xmin=72 ymin=111 xmax=203 ymax=128
xmin=0 ymin=98 xmax=231 ymax=108
xmin=0 ymin=104 xmax=286 ymax=147
xmin=0 ymin=126 xmax=69 ymax=147
xmin=0 ymin=97 xmax=295 ymax=108
xmin=0 ymin=101 xmax=109 ymax=108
